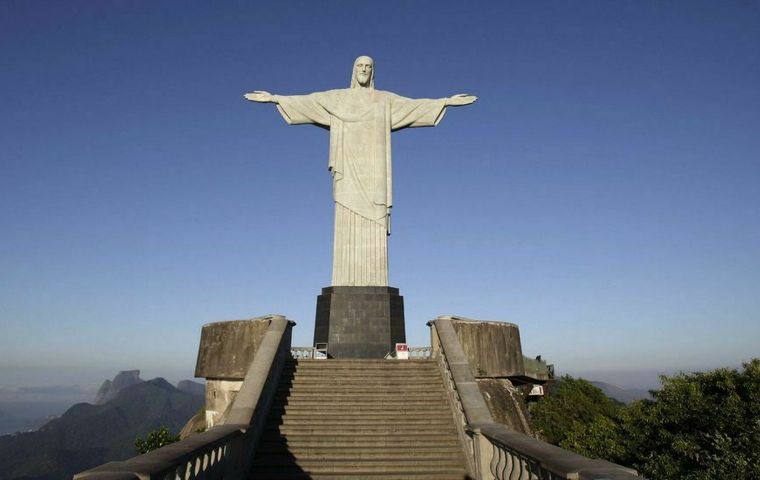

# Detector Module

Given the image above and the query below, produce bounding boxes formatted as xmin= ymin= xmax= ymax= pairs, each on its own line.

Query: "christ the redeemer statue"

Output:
xmin=245 ymin=56 xmax=476 ymax=287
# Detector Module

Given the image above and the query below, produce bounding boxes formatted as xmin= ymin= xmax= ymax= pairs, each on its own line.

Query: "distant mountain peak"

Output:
xmin=94 ymin=370 xmax=144 ymax=405
xmin=1 ymin=372 xmax=203 ymax=479
xmin=144 ymin=377 xmax=173 ymax=390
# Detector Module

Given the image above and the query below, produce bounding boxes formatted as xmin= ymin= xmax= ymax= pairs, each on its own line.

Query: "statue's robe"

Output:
xmin=276 ymin=88 xmax=447 ymax=286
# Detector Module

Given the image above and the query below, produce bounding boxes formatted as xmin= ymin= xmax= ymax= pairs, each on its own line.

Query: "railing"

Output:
xmin=470 ymin=423 xmax=643 ymax=480
xmin=74 ymin=315 xmax=295 ymax=480
xmin=429 ymin=316 xmax=643 ymax=480
xmin=409 ymin=346 xmax=432 ymax=358
xmin=429 ymin=317 xmax=496 ymax=478
xmin=290 ymin=346 xmax=315 ymax=359
xmin=290 ymin=345 xmax=432 ymax=359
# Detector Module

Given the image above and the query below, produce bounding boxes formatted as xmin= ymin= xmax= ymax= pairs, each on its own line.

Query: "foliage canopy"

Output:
xmin=529 ymin=359 xmax=760 ymax=480
xmin=134 ymin=426 xmax=181 ymax=454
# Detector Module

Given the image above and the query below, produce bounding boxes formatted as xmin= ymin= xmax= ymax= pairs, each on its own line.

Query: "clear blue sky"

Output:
xmin=1 ymin=1 xmax=758 ymax=390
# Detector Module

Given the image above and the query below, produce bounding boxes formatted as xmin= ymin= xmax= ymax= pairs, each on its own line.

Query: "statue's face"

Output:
xmin=354 ymin=57 xmax=373 ymax=87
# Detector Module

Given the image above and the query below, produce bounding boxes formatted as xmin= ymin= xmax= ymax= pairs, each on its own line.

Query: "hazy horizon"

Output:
xmin=0 ymin=358 xmax=749 ymax=395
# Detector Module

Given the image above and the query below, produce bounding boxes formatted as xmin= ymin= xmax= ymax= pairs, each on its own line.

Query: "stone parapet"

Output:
xmin=446 ymin=316 xmax=525 ymax=378
xmin=194 ymin=316 xmax=273 ymax=379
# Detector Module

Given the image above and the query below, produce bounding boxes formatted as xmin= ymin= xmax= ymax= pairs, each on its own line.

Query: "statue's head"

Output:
xmin=350 ymin=55 xmax=374 ymax=89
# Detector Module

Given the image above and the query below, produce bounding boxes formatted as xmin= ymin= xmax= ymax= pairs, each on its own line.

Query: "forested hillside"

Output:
xmin=530 ymin=359 xmax=760 ymax=479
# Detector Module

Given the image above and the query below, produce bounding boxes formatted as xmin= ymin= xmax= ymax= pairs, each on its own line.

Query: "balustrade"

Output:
xmin=74 ymin=316 xmax=294 ymax=480
xmin=290 ymin=346 xmax=314 ymax=359
xmin=429 ymin=316 xmax=643 ymax=480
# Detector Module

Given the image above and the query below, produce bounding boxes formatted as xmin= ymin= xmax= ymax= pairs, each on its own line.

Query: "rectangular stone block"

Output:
xmin=450 ymin=318 xmax=525 ymax=377
xmin=194 ymin=317 xmax=271 ymax=379
xmin=314 ymin=286 xmax=406 ymax=358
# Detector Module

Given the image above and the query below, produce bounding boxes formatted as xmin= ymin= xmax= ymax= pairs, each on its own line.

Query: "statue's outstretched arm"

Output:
xmin=244 ymin=91 xmax=280 ymax=104
xmin=445 ymin=94 xmax=477 ymax=106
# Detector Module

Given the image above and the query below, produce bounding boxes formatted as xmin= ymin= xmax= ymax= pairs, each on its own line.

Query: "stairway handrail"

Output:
xmin=429 ymin=316 xmax=492 ymax=478
xmin=73 ymin=315 xmax=295 ymax=480
xmin=429 ymin=316 xmax=643 ymax=480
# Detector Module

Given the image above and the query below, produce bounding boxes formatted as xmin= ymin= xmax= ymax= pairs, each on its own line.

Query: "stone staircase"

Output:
xmin=252 ymin=358 xmax=469 ymax=479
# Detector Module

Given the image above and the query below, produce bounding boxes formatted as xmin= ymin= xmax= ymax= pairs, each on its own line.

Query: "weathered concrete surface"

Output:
xmin=204 ymin=379 xmax=243 ymax=428
xmin=520 ymin=355 xmax=552 ymax=382
xmin=225 ymin=316 xmax=293 ymax=425
xmin=194 ymin=317 xmax=271 ymax=379
xmin=314 ymin=286 xmax=405 ymax=358
xmin=449 ymin=317 xmax=525 ymax=378
xmin=477 ymin=378 xmax=534 ymax=436
xmin=179 ymin=410 xmax=206 ymax=439
xmin=193 ymin=315 xmax=290 ymax=429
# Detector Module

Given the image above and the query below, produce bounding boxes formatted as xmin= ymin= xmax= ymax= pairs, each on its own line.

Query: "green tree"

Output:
xmin=529 ymin=375 xmax=622 ymax=446
xmin=134 ymin=426 xmax=181 ymax=454
xmin=530 ymin=360 xmax=760 ymax=480
xmin=560 ymin=414 xmax=625 ymax=461
xmin=617 ymin=359 xmax=760 ymax=479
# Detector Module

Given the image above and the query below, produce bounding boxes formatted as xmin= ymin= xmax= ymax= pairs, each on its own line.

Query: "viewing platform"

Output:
xmin=74 ymin=315 xmax=643 ymax=480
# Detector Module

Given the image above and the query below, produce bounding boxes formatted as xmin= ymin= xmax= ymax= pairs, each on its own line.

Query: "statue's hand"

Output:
xmin=244 ymin=91 xmax=276 ymax=103
xmin=446 ymin=94 xmax=477 ymax=106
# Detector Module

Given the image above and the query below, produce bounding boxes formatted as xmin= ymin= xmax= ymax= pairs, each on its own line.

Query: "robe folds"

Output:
xmin=276 ymin=88 xmax=447 ymax=286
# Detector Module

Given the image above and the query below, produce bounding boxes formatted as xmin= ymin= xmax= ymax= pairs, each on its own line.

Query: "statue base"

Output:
xmin=314 ymin=286 xmax=406 ymax=358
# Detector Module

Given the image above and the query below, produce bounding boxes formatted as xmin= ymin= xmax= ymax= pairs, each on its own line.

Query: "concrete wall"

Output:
xmin=193 ymin=316 xmax=277 ymax=429
xmin=476 ymin=378 xmax=534 ymax=436
xmin=204 ymin=379 xmax=244 ymax=428
xmin=450 ymin=317 xmax=525 ymax=378
xmin=195 ymin=318 xmax=271 ymax=379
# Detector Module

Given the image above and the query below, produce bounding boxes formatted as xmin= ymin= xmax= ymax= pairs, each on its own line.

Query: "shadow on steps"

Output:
xmin=251 ymin=359 xmax=471 ymax=479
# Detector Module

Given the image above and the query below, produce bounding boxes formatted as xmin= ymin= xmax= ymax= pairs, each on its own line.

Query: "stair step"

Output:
xmin=282 ymin=366 xmax=438 ymax=372
xmin=274 ymin=392 xmax=447 ymax=408
xmin=268 ymin=426 xmax=457 ymax=435
xmin=273 ymin=397 xmax=448 ymax=403
xmin=280 ymin=376 xmax=442 ymax=383
xmin=272 ymin=404 xmax=450 ymax=412
xmin=255 ymin=459 xmax=466 ymax=471
xmin=284 ymin=364 xmax=437 ymax=369
xmin=278 ymin=383 xmax=442 ymax=389
xmin=286 ymin=359 xmax=435 ymax=364
xmin=256 ymin=449 xmax=464 ymax=465
xmin=254 ymin=359 xmax=466 ymax=478
xmin=282 ymin=366 xmax=438 ymax=373
xmin=269 ymin=417 xmax=455 ymax=427
xmin=254 ymin=451 xmax=464 ymax=462
xmin=281 ymin=370 xmax=440 ymax=375
xmin=249 ymin=468 xmax=467 ymax=480
xmin=271 ymin=410 xmax=451 ymax=417
xmin=277 ymin=387 xmax=446 ymax=393
xmin=279 ymin=377 xmax=442 ymax=384
xmin=276 ymin=389 xmax=447 ymax=396
xmin=277 ymin=382 xmax=443 ymax=395
xmin=258 ymin=434 xmax=460 ymax=447
xmin=270 ymin=403 xmax=450 ymax=417
xmin=256 ymin=444 xmax=463 ymax=455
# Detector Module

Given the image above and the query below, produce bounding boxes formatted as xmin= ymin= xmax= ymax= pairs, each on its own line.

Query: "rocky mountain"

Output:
xmin=590 ymin=381 xmax=651 ymax=404
xmin=94 ymin=370 xmax=143 ymax=405
xmin=0 ymin=377 xmax=203 ymax=480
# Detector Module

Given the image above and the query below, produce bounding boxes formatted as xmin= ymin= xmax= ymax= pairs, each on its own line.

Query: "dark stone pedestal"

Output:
xmin=314 ymin=286 xmax=406 ymax=358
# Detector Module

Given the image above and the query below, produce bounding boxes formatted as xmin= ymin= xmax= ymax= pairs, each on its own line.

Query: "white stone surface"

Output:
xmin=245 ymin=56 xmax=475 ymax=286
xmin=204 ymin=379 xmax=242 ymax=428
